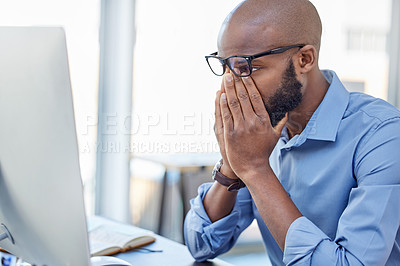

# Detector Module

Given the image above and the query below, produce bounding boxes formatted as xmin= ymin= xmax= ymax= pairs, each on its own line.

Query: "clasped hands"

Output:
xmin=214 ymin=73 xmax=287 ymax=183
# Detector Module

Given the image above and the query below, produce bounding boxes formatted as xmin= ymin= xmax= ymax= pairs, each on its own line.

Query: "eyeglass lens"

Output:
xmin=207 ymin=57 xmax=225 ymax=76
xmin=207 ymin=56 xmax=251 ymax=77
xmin=227 ymin=57 xmax=251 ymax=77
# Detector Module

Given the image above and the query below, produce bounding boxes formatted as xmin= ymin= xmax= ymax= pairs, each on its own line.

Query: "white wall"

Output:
xmin=312 ymin=0 xmax=391 ymax=99
xmin=132 ymin=0 xmax=243 ymax=155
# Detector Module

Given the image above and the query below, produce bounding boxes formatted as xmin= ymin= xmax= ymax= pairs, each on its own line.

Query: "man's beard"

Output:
xmin=265 ymin=59 xmax=303 ymax=127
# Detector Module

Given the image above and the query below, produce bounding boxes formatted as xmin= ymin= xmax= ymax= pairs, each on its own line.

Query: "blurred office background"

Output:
xmin=0 ymin=0 xmax=399 ymax=265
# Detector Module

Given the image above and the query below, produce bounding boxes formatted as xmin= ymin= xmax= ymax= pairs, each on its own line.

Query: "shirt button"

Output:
xmin=285 ymin=147 xmax=291 ymax=151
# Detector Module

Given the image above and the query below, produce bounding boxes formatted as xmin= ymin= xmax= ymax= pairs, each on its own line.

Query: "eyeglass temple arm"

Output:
xmin=205 ymin=52 xmax=219 ymax=60
xmin=250 ymin=44 xmax=305 ymax=59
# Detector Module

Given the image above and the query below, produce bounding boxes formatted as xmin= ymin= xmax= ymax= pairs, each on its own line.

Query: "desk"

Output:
xmin=115 ymin=233 xmax=232 ymax=266
xmin=1 ymin=235 xmax=231 ymax=266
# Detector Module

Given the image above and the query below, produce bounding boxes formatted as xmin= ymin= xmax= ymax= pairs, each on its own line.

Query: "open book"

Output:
xmin=87 ymin=216 xmax=156 ymax=256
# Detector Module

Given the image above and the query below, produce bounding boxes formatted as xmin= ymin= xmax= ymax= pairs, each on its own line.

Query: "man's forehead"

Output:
xmin=217 ymin=22 xmax=280 ymax=57
xmin=218 ymin=0 xmax=322 ymax=56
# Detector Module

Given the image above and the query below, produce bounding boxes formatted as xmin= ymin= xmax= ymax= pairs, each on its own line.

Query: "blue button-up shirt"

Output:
xmin=184 ymin=70 xmax=400 ymax=265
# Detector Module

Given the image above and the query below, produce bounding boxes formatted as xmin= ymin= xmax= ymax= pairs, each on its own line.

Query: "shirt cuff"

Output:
xmin=283 ymin=216 xmax=331 ymax=265
xmin=187 ymin=182 xmax=241 ymax=248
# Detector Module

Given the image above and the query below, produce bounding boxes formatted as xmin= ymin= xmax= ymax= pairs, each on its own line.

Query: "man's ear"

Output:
xmin=296 ymin=45 xmax=317 ymax=74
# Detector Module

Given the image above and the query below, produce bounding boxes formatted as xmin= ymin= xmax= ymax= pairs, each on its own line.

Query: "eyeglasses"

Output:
xmin=205 ymin=44 xmax=305 ymax=77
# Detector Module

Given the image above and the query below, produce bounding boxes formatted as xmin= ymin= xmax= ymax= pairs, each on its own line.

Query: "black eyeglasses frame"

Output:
xmin=205 ymin=44 xmax=305 ymax=77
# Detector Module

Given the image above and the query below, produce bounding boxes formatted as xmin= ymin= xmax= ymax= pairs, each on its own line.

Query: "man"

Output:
xmin=184 ymin=0 xmax=400 ymax=265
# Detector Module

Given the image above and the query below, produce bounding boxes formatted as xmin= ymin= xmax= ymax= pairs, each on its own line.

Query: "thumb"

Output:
xmin=273 ymin=113 xmax=288 ymax=136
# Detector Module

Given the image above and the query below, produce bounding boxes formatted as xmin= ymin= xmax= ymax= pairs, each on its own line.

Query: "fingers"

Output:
xmin=219 ymin=92 xmax=234 ymax=132
xmin=274 ymin=113 xmax=288 ymax=135
xmin=214 ymin=90 xmax=224 ymax=136
xmin=232 ymin=73 xmax=256 ymax=120
xmin=220 ymin=76 xmax=226 ymax=93
xmin=223 ymin=73 xmax=244 ymax=127
xmin=242 ymin=76 xmax=269 ymax=119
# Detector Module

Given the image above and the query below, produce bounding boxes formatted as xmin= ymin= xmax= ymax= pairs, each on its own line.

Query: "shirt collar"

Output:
xmin=303 ymin=70 xmax=350 ymax=142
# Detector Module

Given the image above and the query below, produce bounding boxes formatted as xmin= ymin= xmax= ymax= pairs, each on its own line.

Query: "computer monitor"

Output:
xmin=0 ymin=27 xmax=91 ymax=265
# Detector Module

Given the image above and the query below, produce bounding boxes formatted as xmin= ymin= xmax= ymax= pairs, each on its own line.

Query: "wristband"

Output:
xmin=211 ymin=159 xmax=246 ymax=191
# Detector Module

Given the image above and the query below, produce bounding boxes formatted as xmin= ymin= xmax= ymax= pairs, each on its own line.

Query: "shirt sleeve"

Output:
xmin=184 ymin=182 xmax=254 ymax=262
xmin=283 ymin=118 xmax=400 ymax=265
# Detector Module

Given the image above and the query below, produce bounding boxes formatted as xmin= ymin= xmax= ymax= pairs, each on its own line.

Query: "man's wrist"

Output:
xmin=211 ymin=159 xmax=245 ymax=191
xmin=242 ymin=164 xmax=274 ymax=184
xmin=220 ymin=164 xmax=238 ymax=179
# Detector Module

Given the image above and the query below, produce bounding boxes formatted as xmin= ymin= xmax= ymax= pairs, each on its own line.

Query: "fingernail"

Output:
xmin=221 ymin=93 xmax=227 ymax=102
xmin=225 ymin=74 xmax=232 ymax=83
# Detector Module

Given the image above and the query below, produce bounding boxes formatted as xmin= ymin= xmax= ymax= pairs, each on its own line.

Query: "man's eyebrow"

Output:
xmin=252 ymin=58 xmax=264 ymax=64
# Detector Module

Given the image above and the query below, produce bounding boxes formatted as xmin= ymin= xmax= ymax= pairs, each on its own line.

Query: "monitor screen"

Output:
xmin=0 ymin=27 xmax=91 ymax=265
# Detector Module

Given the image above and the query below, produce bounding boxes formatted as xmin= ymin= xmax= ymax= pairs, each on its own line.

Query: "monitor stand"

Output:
xmin=1 ymin=224 xmax=133 ymax=266
xmin=0 ymin=224 xmax=14 ymax=244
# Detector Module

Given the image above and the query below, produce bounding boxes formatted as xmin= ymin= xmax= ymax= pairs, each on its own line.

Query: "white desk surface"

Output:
xmin=115 ymin=233 xmax=232 ymax=266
